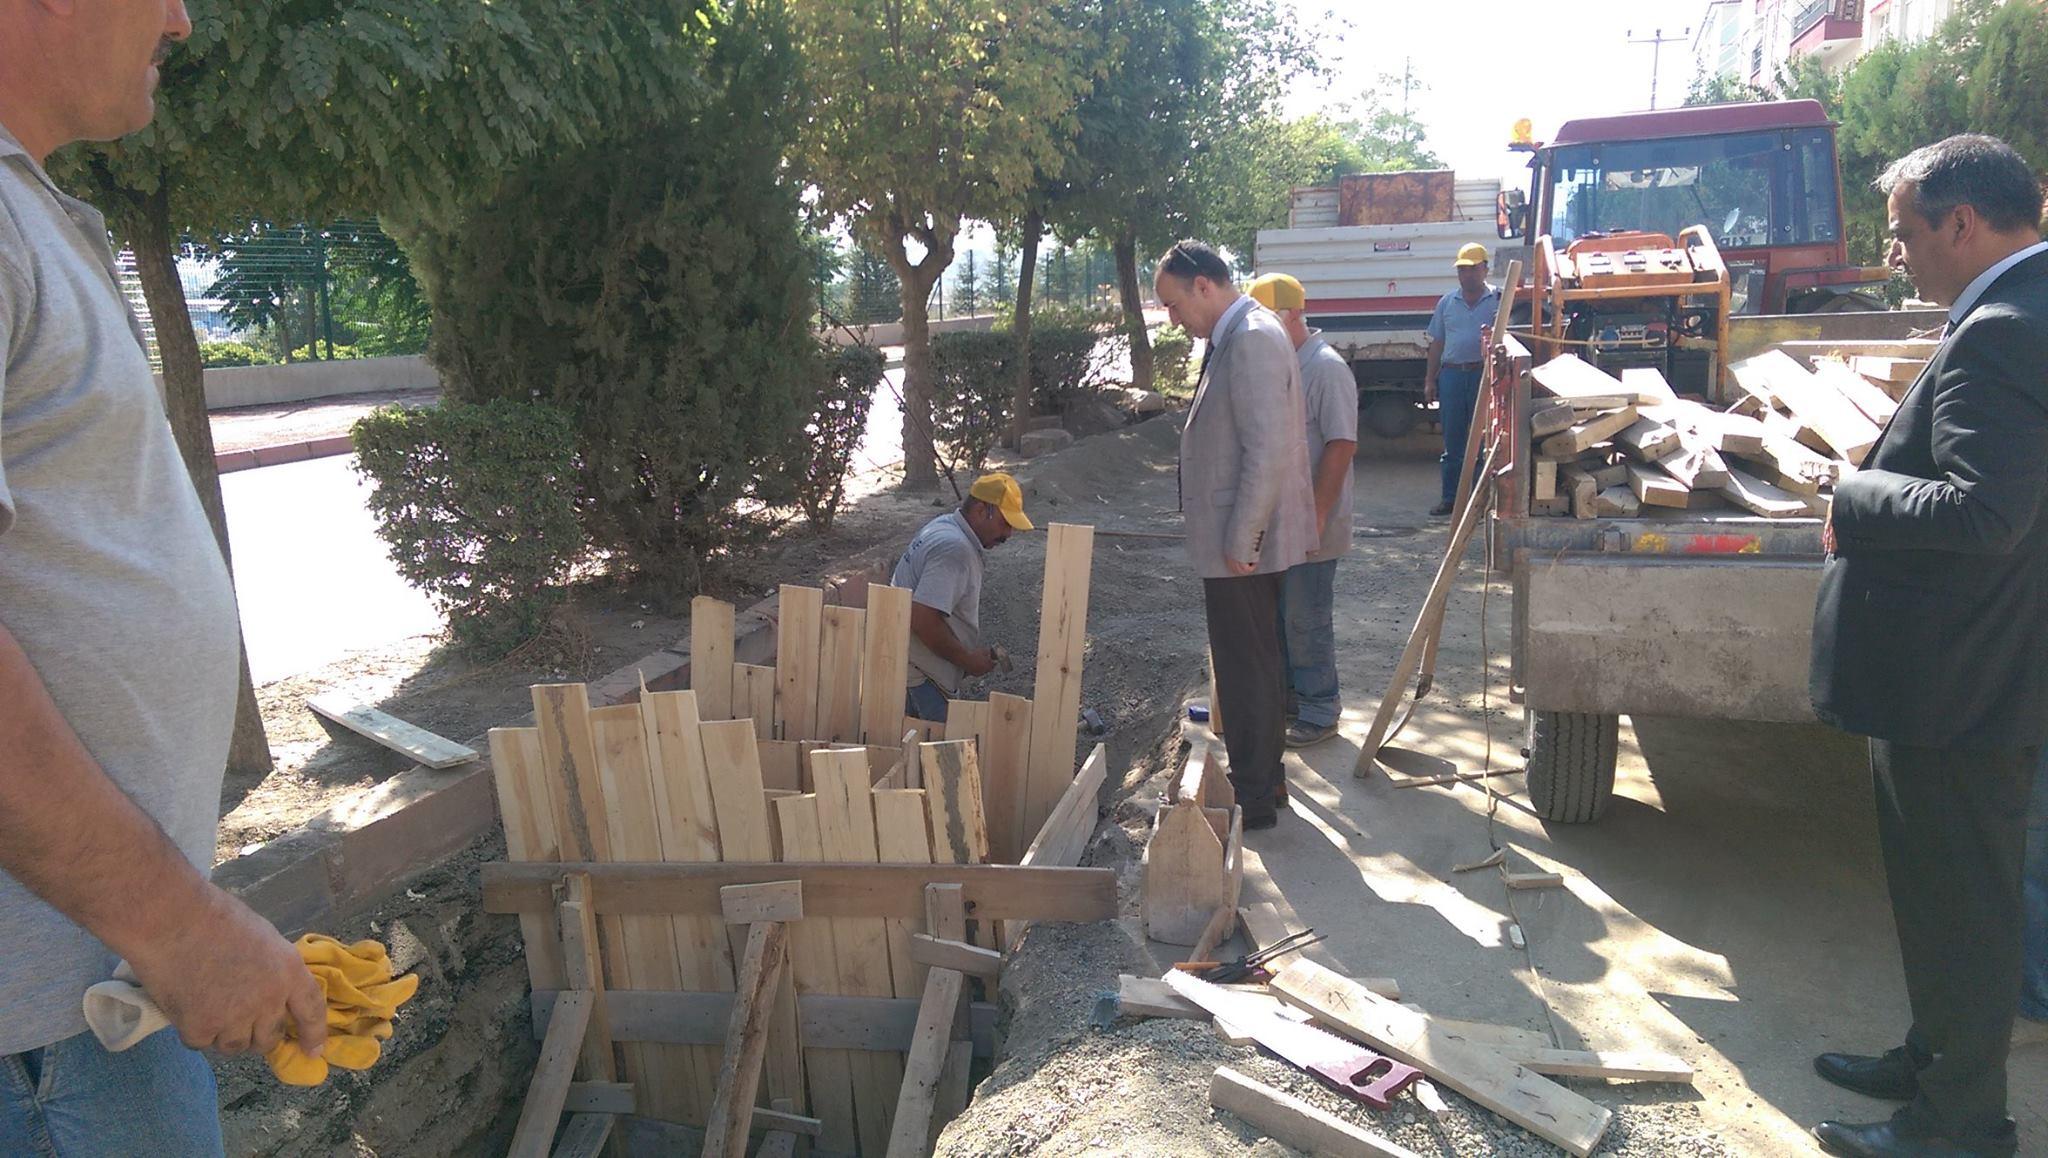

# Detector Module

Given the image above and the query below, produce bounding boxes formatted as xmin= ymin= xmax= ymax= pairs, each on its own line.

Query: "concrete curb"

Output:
xmin=220 ymin=583 xmax=791 ymax=936
xmin=215 ymin=433 xmax=358 ymax=475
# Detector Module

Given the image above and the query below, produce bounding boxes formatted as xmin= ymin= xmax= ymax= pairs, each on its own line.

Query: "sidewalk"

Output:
xmin=209 ymin=387 xmax=437 ymax=473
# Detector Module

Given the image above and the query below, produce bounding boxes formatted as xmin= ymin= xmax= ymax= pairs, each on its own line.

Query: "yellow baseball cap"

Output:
xmin=1245 ymin=272 xmax=1306 ymax=311
xmin=969 ymin=472 xmax=1033 ymax=531
xmin=1455 ymin=242 xmax=1490 ymax=267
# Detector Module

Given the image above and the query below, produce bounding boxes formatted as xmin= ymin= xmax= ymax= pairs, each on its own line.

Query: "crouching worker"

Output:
xmin=893 ymin=472 xmax=1033 ymax=722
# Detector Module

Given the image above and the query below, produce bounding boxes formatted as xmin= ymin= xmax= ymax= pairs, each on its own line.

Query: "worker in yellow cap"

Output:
xmin=1424 ymin=243 xmax=1502 ymax=516
xmin=1247 ymin=272 xmax=1358 ymax=749
xmin=890 ymin=472 xmax=1033 ymax=723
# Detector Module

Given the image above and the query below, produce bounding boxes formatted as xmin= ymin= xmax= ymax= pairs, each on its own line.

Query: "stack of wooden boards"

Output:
xmin=487 ymin=680 xmax=1119 ymax=1157
xmin=1118 ymin=948 xmax=1698 ymax=1158
xmin=1522 ymin=342 xmax=1934 ymax=520
xmin=687 ymin=521 xmax=1095 ymax=865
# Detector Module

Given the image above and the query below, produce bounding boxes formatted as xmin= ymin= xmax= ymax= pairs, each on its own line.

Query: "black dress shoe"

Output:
xmin=1813 ymin=1117 xmax=2017 ymax=1157
xmin=1815 ymin=1048 xmax=1921 ymax=1101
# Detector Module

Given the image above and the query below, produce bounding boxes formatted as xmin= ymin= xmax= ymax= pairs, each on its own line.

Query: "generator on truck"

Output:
xmin=1257 ymin=99 xmax=1894 ymax=439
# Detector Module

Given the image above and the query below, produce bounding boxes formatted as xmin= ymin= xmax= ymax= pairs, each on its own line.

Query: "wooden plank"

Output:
xmin=981 ymin=692 xmax=1034 ymax=865
xmin=942 ymin=699 xmax=990 ymax=746
xmin=590 ymin=703 xmax=707 ymax=1124
xmin=559 ymin=876 xmax=618 ymax=1082
xmin=1813 ymin=360 xmax=1900 ymax=425
xmin=488 ymin=727 xmax=567 ymax=990
xmin=1538 ymin=406 xmax=1639 ymax=459
xmin=818 ymin=605 xmax=867 ymax=744
xmin=756 ymin=739 xmax=803 ymax=792
xmin=1618 ymin=365 xmax=1679 ymax=403
xmin=1690 ymin=407 xmax=1769 ymax=456
xmin=1240 ymin=900 xmax=1345 ymax=972
xmin=1502 ymin=871 xmax=1565 ymax=890
xmin=1531 ymin=458 xmax=1558 ymax=501
xmin=771 ymin=794 xmax=859 ymax=1155
xmin=733 ymin=664 xmax=778 ymax=740
xmin=690 ymin=596 xmax=737 ymax=722
xmin=1142 ymin=801 xmax=1227 ymax=945
xmin=701 ymin=920 xmax=791 ymax=1158
xmin=1512 ymin=1048 xmax=1694 ymax=1083
xmin=924 ymin=885 xmax=975 ymax=1129
xmin=1272 ymin=961 xmax=1612 ymax=1157
xmin=909 ymin=934 xmax=1001 ymax=978
xmin=874 ymin=787 xmax=935 ymax=999
xmin=1627 ymin=462 xmax=1691 ymax=508
xmin=811 ymin=748 xmax=903 ymax=1157
xmin=1020 ymin=743 xmax=1108 ymax=870
xmin=548 ymin=1113 xmax=613 ymax=1158
xmin=1591 ymin=485 xmax=1640 ymax=517
xmin=776 ymin=585 xmax=825 ymax=741
xmin=860 ymin=584 xmax=914 ymax=745
xmin=1528 ymin=399 xmax=1577 ymax=438
xmin=1021 ymin=523 xmax=1094 ymax=848
xmin=1210 ymin=1067 xmax=1424 ymax=1158
xmin=1115 ymin=974 xmax=1402 ymax=1021
xmin=483 ymin=861 xmax=1120 ymax=923
xmin=1653 ymin=442 xmax=1730 ymax=490
xmin=531 ymin=684 xmax=612 ymax=863
xmin=562 ymin=1082 xmax=637 ymax=1115
xmin=1718 ymin=466 xmax=1814 ymax=518
xmin=720 ymin=881 xmax=803 ymax=925
xmin=307 ymin=695 xmax=477 ymax=768
xmin=1531 ymin=354 xmax=1647 ymax=404
xmin=1731 ymin=350 xmax=1877 ymax=463
xmin=921 ymin=740 xmax=990 ymax=868
xmin=1613 ymin=417 xmax=1680 ymax=461
xmin=1850 ymin=353 xmax=1928 ymax=386
xmin=508 ymin=988 xmax=595 ymax=1158
xmin=884 ymin=966 xmax=965 ymax=1158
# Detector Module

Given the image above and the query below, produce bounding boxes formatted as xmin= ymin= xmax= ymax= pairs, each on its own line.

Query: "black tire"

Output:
xmin=1362 ymin=394 xmax=1421 ymax=440
xmin=1525 ymin=710 xmax=1618 ymax=823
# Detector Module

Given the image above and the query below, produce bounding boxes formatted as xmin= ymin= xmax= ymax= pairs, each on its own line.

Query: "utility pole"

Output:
xmin=1626 ymin=26 xmax=1692 ymax=110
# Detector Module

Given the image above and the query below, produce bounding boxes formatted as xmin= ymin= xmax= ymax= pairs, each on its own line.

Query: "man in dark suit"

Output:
xmin=1809 ymin=134 xmax=2048 ymax=1158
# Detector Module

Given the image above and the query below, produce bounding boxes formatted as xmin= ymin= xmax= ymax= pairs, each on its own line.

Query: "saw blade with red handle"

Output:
xmin=1161 ymin=969 xmax=1423 ymax=1109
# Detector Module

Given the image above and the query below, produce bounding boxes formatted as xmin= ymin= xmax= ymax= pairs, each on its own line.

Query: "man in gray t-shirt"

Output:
xmin=891 ymin=472 xmax=1033 ymax=722
xmin=1248 ymin=274 xmax=1358 ymax=749
xmin=0 ymin=7 xmax=327 ymax=1152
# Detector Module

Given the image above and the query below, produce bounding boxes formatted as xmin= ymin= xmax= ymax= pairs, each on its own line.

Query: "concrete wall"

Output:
xmin=821 ymin=314 xmax=997 ymax=347
xmin=179 ymin=355 xmax=441 ymax=411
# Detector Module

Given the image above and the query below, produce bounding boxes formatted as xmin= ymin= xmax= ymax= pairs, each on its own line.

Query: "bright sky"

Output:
xmin=1287 ymin=0 xmax=1709 ymax=184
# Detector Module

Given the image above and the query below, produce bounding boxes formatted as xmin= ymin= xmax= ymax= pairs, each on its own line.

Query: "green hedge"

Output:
xmin=199 ymin=339 xmax=274 ymax=367
xmin=786 ymin=343 xmax=884 ymax=530
xmin=352 ymin=400 xmax=583 ymax=652
xmin=1151 ymin=325 xmax=1193 ymax=396
xmin=931 ymin=330 xmax=1019 ymax=476
xmin=1028 ymin=323 xmax=1103 ymax=413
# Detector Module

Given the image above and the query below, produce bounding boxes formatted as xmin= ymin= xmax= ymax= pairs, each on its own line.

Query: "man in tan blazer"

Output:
xmin=1155 ymin=240 xmax=1318 ymax=827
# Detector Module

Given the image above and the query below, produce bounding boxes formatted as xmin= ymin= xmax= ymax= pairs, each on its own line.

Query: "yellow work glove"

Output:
xmin=265 ymin=934 xmax=421 ymax=1087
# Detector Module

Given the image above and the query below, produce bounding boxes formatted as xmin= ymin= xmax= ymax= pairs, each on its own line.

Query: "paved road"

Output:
xmin=220 ymin=454 xmax=442 ymax=686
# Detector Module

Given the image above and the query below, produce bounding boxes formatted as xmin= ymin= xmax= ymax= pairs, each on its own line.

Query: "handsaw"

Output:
xmin=1161 ymin=970 xmax=1422 ymax=1109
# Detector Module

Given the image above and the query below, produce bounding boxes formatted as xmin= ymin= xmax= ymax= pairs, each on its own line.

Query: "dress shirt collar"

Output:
xmin=1210 ymin=294 xmax=1258 ymax=349
xmin=1950 ymin=240 xmax=2048 ymax=325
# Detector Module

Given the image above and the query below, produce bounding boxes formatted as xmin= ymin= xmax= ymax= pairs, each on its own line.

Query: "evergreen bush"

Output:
xmin=931 ymin=329 xmax=1018 ymax=476
xmin=784 ymin=343 xmax=885 ymax=530
xmin=199 ymin=339 xmax=274 ymax=367
xmin=352 ymin=400 xmax=583 ymax=652
xmin=1028 ymin=323 xmax=1105 ymax=413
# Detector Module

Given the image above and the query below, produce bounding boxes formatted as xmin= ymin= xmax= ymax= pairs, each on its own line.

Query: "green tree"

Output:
xmin=952 ymin=251 xmax=982 ymax=317
xmin=52 ymin=2 xmax=713 ymax=772
xmin=848 ymin=248 xmax=904 ymax=324
xmin=1348 ymin=68 xmax=1442 ymax=172
xmin=791 ymin=0 xmax=1094 ymax=487
xmin=1192 ymin=113 xmax=1366 ymax=268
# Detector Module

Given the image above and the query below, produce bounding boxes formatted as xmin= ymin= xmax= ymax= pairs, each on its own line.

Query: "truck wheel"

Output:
xmin=1363 ymin=395 xmax=1420 ymax=439
xmin=1525 ymin=710 xmax=1618 ymax=823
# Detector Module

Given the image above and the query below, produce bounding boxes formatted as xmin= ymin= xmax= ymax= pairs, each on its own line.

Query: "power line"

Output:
xmin=1626 ymin=26 xmax=1693 ymax=110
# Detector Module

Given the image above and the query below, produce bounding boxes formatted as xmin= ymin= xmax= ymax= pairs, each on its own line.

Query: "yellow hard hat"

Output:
xmin=1245 ymin=272 xmax=1306 ymax=311
xmin=969 ymin=472 xmax=1033 ymax=531
xmin=1455 ymin=243 xmax=1490 ymax=268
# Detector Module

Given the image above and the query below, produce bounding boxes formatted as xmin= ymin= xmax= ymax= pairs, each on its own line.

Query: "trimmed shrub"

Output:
xmin=199 ymin=339 xmax=274 ymax=367
xmin=404 ymin=3 xmax=812 ymax=585
xmin=1028 ymin=323 xmax=1105 ymax=413
xmin=352 ymin=400 xmax=583 ymax=652
xmin=931 ymin=329 xmax=1018 ymax=477
xmin=1151 ymin=324 xmax=1193 ymax=395
xmin=786 ymin=343 xmax=884 ymax=530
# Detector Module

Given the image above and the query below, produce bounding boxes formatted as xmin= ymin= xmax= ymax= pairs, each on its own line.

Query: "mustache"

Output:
xmin=153 ymin=37 xmax=177 ymax=66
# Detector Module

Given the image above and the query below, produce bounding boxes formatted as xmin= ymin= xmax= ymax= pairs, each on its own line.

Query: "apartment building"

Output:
xmin=1692 ymin=0 xmax=1960 ymax=89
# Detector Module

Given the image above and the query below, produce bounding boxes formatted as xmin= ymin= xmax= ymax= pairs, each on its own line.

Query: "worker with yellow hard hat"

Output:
xmin=891 ymin=472 xmax=1033 ymax=723
xmin=1424 ymin=243 xmax=1502 ymax=517
xmin=1246 ymin=272 xmax=1359 ymax=750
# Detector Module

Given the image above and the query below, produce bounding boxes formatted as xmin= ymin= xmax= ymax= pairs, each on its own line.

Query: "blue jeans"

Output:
xmin=905 ymin=679 xmax=950 ymax=724
xmin=2023 ymin=747 xmax=2047 ymax=1021
xmin=0 ymin=1028 xmax=221 ymax=1157
xmin=1436 ymin=365 xmax=1483 ymax=506
xmin=1277 ymin=559 xmax=1341 ymax=729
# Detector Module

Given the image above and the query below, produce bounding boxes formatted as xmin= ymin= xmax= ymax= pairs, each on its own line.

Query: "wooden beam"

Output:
xmin=1531 ymin=354 xmax=1649 ymax=405
xmin=1511 ymin=1048 xmax=1694 ymax=1083
xmin=1731 ymin=350 xmax=1877 ymax=463
xmin=690 ymin=596 xmax=737 ymax=721
xmin=776 ymin=585 xmax=825 ymax=741
xmin=1557 ymin=465 xmax=1599 ymax=520
xmin=1021 ymin=523 xmax=1094 ymax=848
xmin=558 ymin=875 xmax=617 ymax=1081
xmin=548 ymin=1112 xmax=613 ymax=1158
xmin=859 ymin=584 xmax=914 ymax=745
xmin=562 ymin=1082 xmax=636 ymax=1115
xmin=720 ymin=881 xmax=803 ymax=925
xmin=909 ymin=934 xmax=1002 ymax=978
xmin=873 ymin=787 xmax=935 ymax=997
xmin=1813 ymin=360 xmax=1901 ymax=424
xmin=1617 ymin=365 xmax=1678 ymax=403
xmin=487 ymin=727 xmax=566 ymax=989
xmin=483 ymin=861 xmax=1119 ymax=923
xmin=1210 ymin=1067 xmax=1423 ymax=1158
xmin=1718 ymin=466 xmax=1815 ymax=517
xmin=701 ymin=921 xmax=792 ymax=1158
xmin=1613 ymin=417 xmax=1680 ymax=461
xmin=307 ymin=695 xmax=477 ymax=768
xmin=1019 ymin=743 xmax=1107 ymax=870
xmin=508 ymin=989 xmax=593 ymax=1158
xmin=1626 ymin=462 xmax=1690 ymax=509
xmin=1116 ymin=974 xmax=1400 ymax=1021
xmin=925 ymin=884 xmax=974 ymax=1129
xmin=811 ymin=750 xmax=903 ymax=1157
xmin=1532 ymin=457 xmax=1558 ymax=501
xmin=921 ymin=741 xmax=991 ymax=867
xmin=884 ymin=966 xmax=965 ymax=1158
xmin=1528 ymin=399 xmax=1577 ymax=438
xmin=1271 ymin=961 xmax=1612 ymax=1157
xmin=818 ymin=605 xmax=867 ymax=745
xmin=732 ymin=664 xmax=777 ymax=740
xmin=981 ymin=692 xmax=1034 ymax=864
xmin=1591 ymin=485 xmax=1640 ymax=518
xmin=532 ymin=990 xmax=999 ymax=1057
xmin=1538 ymin=406 xmax=1639 ymax=458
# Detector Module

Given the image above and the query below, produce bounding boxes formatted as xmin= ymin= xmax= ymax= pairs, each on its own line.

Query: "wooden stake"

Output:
xmin=701 ymin=921 xmax=792 ymax=1158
